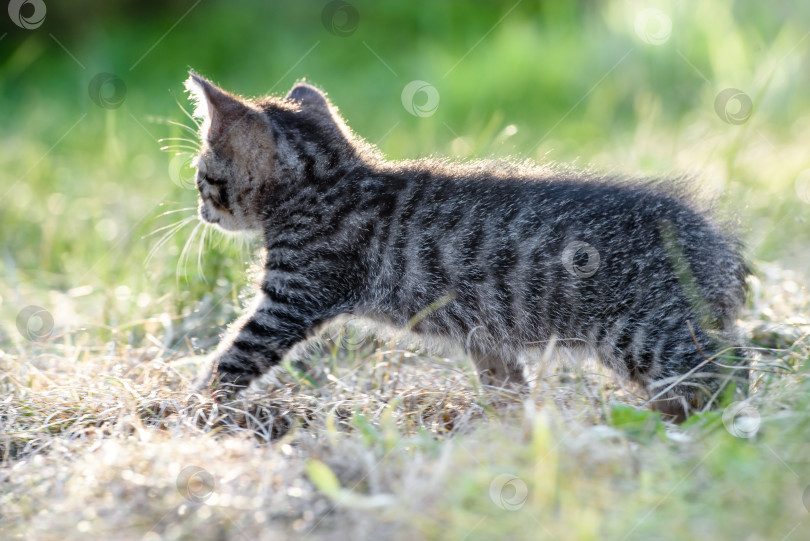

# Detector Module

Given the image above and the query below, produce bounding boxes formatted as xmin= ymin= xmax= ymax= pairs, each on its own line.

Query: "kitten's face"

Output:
xmin=185 ymin=73 xmax=276 ymax=232
xmin=185 ymin=72 xmax=349 ymax=233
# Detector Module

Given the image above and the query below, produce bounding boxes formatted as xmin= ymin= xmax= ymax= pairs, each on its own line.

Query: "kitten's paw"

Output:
xmin=649 ymin=374 xmax=746 ymax=423
xmin=209 ymin=371 xmax=252 ymax=403
xmin=194 ymin=355 xmax=251 ymax=403
xmin=649 ymin=387 xmax=708 ymax=423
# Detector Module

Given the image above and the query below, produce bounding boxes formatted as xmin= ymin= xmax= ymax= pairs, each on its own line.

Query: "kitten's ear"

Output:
xmin=184 ymin=71 xmax=248 ymax=141
xmin=286 ymin=82 xmax=331 ymax=116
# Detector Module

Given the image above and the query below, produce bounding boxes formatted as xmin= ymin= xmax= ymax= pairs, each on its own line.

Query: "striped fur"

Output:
xmin=185 ymin=72 xmax=750 ymax=421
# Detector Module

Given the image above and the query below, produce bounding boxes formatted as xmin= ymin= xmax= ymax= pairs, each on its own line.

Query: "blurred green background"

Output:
xmin=1 ymin=0 xmax=808 ymax=347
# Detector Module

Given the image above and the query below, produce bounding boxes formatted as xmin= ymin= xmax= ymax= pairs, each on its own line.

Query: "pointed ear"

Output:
xmin=286 ymin=82 xmax=331 ymax=115
xmin=184 ymin=71 xmax=248 ymax=141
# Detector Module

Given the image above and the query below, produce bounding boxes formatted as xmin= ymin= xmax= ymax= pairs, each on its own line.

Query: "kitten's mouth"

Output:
xmin=199 ymin=200 xmax=221 ymax=224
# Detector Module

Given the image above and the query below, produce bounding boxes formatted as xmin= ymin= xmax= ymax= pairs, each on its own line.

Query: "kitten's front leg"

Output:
xmin=197 ymin=294 xmax=314 ymax=400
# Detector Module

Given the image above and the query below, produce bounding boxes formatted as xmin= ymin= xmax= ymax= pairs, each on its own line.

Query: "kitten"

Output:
xmin=183 ymin=71 xmax=750 ymax=421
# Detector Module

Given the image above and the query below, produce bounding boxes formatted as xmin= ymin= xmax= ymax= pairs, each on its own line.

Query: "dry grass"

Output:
xmin=1 ymin=264 xmax=809 ymax=541
xmin=2 ymin=3 xmax=809 ymax=539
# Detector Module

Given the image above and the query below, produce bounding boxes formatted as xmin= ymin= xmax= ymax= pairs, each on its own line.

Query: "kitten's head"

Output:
xmin=184 ymin=71 xmax=347 ymax=232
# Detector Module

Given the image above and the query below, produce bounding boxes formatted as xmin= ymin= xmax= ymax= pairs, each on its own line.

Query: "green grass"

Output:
xmin=2 ymin=1 xmax=810 ymax=539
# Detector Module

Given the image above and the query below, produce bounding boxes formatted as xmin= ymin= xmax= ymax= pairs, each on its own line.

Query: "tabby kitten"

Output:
xmin=184 ymin=71 xmax=749 ymax=421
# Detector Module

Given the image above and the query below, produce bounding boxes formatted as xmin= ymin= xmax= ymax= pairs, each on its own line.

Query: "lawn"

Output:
xmin=1 ymin=1 xmax=809 ymax=539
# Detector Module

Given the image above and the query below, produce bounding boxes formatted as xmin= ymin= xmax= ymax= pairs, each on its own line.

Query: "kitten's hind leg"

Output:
xmin=470 ymin=349 xmax=527 ymax=391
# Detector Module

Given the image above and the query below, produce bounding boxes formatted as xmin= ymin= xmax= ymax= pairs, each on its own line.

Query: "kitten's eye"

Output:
xmin=204 ymin=175 xmax=228 ymax=186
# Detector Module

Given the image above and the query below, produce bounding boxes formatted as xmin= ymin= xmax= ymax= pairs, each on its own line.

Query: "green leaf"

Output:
xmin=281 ymin=361 xmax=319 ymax=388
xmin=352 ymin=413 xmax=382 ymax=447
xmin=305 ymin=459 xmax=341 ymax=499
xmin=680 ymin=409 xmax=723 ymax=431
xmin=718 ymin=382 xmax=738 ymax=408
xmin=608 ymin=403 xmax=664 ymax=442
xmin=306 ymin=459 xmax=396 ymax=510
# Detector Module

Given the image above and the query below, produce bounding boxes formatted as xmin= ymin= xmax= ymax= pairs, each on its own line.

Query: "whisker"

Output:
xmin=142 ymin=215 xmax=196 ymax=239
xmin=160 ymin=145 xmax=201 ymax=153
xmin=149 ymin=217 xmax=194 ymax=249
xmin=169 ymin=89 xmax=202 ymax=129
xmin=158 ymin=137 xmax=200 ymax=147
xmin=240 ymin=232 xmax=251 ymax=260
xmin=145 ymin=222 xmax=193 ymax=267
xmin=145 ymin=217 xmax=195 ymax=267
xmin=154 ymin=206 xmax=197 ymax=219
xmin=177 ymin=221 xmax=203 ymax=283
xmin=166 ymin=120 xmax=200 ymax=137
xmin=145 ymin=116 xmax=200 ymax=136
xmin=197 ymin=223 xmax=209 ymax=284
